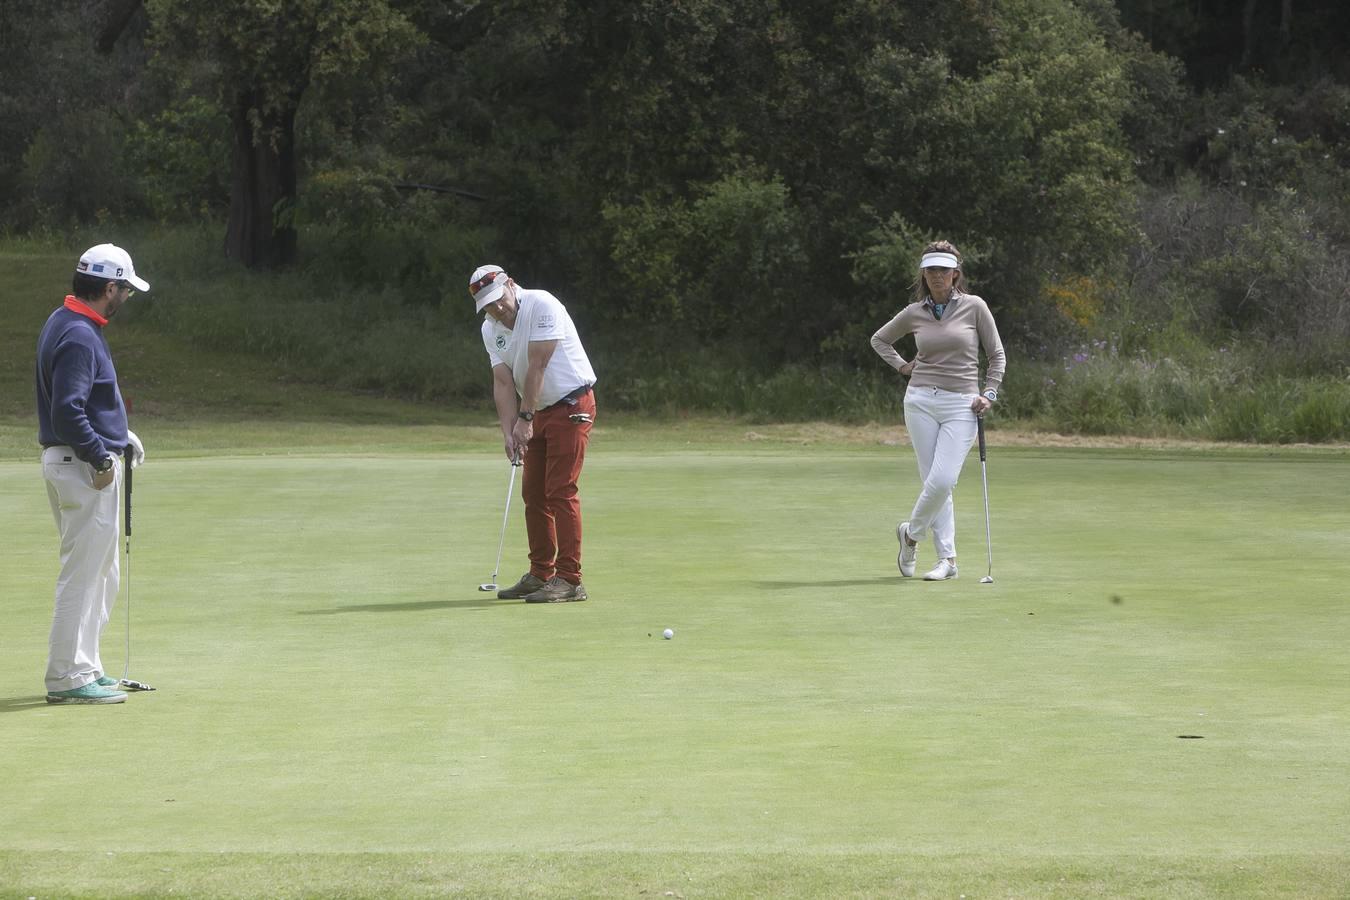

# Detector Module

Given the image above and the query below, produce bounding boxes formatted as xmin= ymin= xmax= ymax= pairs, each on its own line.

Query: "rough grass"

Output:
xmin=5 ymin=236 xmax=1346 ymax=442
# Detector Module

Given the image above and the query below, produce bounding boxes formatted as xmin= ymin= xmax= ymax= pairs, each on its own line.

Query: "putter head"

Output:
xmin=478 ymin=583 xmax=498 ymax=592
xmin=119 ymin=678 xmax=157 ymax=691
xmin=980 ymin=576 xmax=994 ymax=584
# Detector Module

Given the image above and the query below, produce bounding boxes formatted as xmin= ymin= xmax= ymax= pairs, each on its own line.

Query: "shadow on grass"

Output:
xmin=298 ymin=597 xmax=521 ymax=615
xmin=0 ymin=696 xmax=54 ymax=714
xmin=752 ymin=577 xmax=900 ymax=589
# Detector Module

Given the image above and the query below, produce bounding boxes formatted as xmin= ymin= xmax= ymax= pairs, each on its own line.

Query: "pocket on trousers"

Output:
xmin=42 ymin=454 xmax=79 ymax=479
xmin=43 ymin=456 xmax=84 ymax=511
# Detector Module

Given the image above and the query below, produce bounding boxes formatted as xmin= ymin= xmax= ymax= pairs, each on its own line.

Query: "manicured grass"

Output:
xmin=2 ymin=440 xmax=1348 ymax=897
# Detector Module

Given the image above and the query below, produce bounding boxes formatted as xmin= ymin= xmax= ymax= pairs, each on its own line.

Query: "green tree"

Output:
xmin=144 ymin=0 xmax=422 ymax=268
xmin=409 ymin=0 xmax=1147 ymax=360
xmin=1114 ymin=0 xmax=1350 ymax=86
xmin=0 ymin=0 xmax=151 ymax=228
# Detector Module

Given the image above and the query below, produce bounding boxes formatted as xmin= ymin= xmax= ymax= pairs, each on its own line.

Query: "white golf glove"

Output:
xmin=126 ymin=429 xmax=146 ymax=469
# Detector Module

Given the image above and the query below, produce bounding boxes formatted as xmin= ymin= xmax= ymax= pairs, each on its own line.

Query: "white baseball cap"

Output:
xmin=76 ymin=244 xmax=150 ymax=291
xmin=469 ymin=264 xmax=508 ymax=312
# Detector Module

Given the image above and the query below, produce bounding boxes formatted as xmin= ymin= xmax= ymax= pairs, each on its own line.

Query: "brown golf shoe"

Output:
xmin=497 ymin=573 xmax=546 ymax=600
xmin=523 ymin=576 xmax=588 ymax=603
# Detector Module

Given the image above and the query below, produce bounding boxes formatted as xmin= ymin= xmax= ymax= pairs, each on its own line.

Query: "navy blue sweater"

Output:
xmin=36 ymin=300 xmax=128 ymax=464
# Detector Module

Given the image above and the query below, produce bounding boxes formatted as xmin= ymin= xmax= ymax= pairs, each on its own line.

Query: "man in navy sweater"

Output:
xmin=36 ymin=244 xmax=150 ymax=705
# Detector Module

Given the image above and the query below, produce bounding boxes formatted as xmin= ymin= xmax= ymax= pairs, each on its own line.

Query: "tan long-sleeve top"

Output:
xmin=870 ymin=292 xmax=1006 ymax=395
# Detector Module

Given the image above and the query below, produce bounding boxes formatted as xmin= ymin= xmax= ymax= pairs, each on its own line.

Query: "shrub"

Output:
xmin=1209 ymin=379 xmax=1350 ymax=443
xmin=104 ymin=226 xmax=1348 ymax=443
xmin=297 ymin=171 xmax=495 ymax=306
xmin=1285 ymin=382 xmax=1350 ymax=443
xmin=603 ymin=174 xmax=809 ymax=358
xmin=15 ymin=117 xmax=136 ymax=229
xmin=1123 ymin=178 xmax=1350 ymax=360
xmin=125 ymin=96 xmax=231 ymax=221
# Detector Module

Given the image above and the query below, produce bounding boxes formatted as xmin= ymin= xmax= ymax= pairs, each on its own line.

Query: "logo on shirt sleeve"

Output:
xmin=536 ymin=312 xmax=556 ymax=330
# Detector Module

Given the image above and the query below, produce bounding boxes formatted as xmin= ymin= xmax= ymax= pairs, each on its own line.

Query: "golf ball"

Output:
xmin=662 ymin=628 xmax=674 ymax=640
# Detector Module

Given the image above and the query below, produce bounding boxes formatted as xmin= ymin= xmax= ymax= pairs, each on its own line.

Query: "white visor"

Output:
xmin=921 ymin=252 xmax=960 ymax=269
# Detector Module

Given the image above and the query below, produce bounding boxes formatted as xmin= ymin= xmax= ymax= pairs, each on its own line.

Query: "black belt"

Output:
xmin=543 ymin=385 xmax=592 ymax=410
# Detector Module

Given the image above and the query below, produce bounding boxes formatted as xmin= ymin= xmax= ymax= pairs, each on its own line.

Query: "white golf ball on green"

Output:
xmin=662 ymin=628 xmax=674 ymax=640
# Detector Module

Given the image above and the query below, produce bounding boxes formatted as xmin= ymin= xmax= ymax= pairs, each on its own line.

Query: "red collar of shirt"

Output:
xmin=64 ymin=296 xmax=109 ymax=327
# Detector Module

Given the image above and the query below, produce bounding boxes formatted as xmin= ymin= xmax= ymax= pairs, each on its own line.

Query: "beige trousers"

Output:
xmin=42 ymin=446 xmax=121 ymax=693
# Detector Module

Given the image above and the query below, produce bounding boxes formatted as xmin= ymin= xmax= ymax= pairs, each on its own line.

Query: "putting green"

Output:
xmin=1 ymin=441 xmax=1347 ymax=897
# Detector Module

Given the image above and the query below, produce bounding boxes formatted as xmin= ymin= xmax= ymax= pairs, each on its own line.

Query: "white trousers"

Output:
xmin=902 ymin=386 xmax=978 ymax=560
xmin=42 ymin=446 xmax=121 ymax=692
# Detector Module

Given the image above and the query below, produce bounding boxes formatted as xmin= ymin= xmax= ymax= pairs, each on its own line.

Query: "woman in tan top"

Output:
xmin=870 ymin=240 xmax=1006 ymax=580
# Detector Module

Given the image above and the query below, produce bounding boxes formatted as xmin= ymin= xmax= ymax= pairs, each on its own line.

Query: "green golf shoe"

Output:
xmin=46 ymin=682 xmax=128 ymax=705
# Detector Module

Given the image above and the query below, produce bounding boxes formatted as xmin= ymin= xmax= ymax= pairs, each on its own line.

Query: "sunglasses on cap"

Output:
xmin=470 ymin=270 xmax=504 ymax=295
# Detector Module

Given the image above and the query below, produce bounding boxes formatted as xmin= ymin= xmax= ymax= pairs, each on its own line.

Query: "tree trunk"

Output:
xmin=1239 ymin=0 xmax=1259 ymax=69
xmin=224 ymin=87 xmax=298 ymax=269
xmin=96 ymin=0 xmax=143 ymax=54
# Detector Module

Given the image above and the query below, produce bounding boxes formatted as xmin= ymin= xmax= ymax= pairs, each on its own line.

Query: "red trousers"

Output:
xmin=522 ymin=389 xmax=595 ymax=584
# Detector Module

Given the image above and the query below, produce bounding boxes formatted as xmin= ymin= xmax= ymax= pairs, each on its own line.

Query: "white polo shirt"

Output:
xmin=481 ymin=288 xmax=596 ymax=408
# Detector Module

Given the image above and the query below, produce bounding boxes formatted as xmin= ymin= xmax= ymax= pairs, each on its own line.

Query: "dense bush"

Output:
xmin=604 ymin=175 xmax=809 ymax=354
xmin=378 ymin=0 xmax=1147 ymax=368
xmin=1005 ymin=340 xmax=1349 ymax=441
xmin=110 ymin=226 xmax=1346 ymax=443
xmin=2 ymin=1 xmax=1347 ymax=443
xmin=1122 ymin=177 xmax=1350 ymax=373
xmin=125 ymin=97 xmax=231 ymax=221
xmin=1210 ymin=378 xmax=1350 ymax=443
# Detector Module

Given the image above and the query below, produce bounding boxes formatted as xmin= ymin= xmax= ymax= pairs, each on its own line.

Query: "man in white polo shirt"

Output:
xmin=470 ymin=265 xmax=597 ymax=603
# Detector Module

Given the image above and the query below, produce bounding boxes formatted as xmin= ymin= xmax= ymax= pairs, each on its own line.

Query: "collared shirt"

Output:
xmin=869 ymin=290 xmax=1007 ymax=395
xmin=481 ymin=287 xmax=596 ymax=407
xmin=63 ymin=295 xmax=109 ymax=327
xmin=36 ymin=296 xmax=128 ymax=462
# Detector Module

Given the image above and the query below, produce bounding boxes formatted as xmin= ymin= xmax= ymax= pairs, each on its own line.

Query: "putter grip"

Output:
xmin=123 ymin=446 xmax=132 ymax=536
xmin=977 ymin=417 xmax=987 ymax=462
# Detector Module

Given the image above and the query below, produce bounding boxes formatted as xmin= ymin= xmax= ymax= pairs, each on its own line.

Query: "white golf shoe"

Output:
xmin=923 ymin=559 xmax=958 ymax=581
xmin=896 ymin=522 xmax=917 ymax=577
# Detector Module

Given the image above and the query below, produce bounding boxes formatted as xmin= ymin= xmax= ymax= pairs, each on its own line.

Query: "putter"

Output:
xmin=977 ymin=417 xmax=994 ymax=584
xmin=119 ymin=447 xmax=156 ymax=691
xmin=478 ymin=454 xmax=521 ymax=591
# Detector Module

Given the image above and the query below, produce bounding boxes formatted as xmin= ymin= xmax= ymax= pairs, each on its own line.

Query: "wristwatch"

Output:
xmin=517 ymin=411 xmax=534 ymax=422
xmin=982 ymin=389 xmax=998 ymax=403
xmin=92 ymin=456 xmax=114 ymax=474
